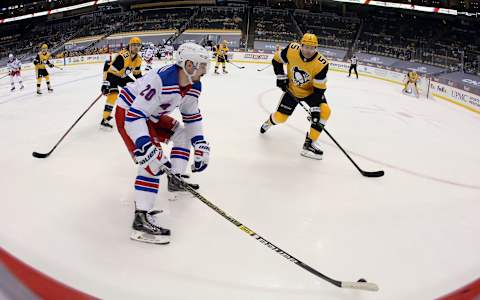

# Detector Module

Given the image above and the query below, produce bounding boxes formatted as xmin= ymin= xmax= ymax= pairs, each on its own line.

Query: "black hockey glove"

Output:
xmin=101 ymin=80 xmax=110 ymax=95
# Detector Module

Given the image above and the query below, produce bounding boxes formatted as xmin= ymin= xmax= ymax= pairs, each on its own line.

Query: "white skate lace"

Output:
xmin=312 ymin=140 xmax=322 ymax=151
xmin=146 ymin=211 xmax=163 ymax=229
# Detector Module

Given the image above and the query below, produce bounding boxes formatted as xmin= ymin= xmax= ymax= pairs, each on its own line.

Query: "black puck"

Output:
xmin=358 ymin=278 xmax=367 ymax=282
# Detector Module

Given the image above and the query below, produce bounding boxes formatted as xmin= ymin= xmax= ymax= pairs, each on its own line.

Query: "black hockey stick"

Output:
xmin=287 ymin=90 xmax=384 ymax=178
xmin=32 ymin=93 xmax=102 ymax=158
xmin=257 ymin=64 xmax=271 ymax=72
xmin=227 ymin=61 xmax=245 ymax=69
xmin=164 ymin=169 xmax=379 ymax=292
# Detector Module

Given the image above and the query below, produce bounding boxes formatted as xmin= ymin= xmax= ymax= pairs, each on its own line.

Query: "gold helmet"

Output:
xmin=222 ymin=40 xmax=228 ymax=45
xmin=41 ymin=44 xmax=48 ymax=50
xmin=129 ymin=37 xmax=142 ymax=45
xmin=300 ymin=33 xmax=318 ymax=47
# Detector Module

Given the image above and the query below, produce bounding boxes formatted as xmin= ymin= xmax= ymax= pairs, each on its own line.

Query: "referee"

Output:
xmin=348 ymin=54 xmax=358 ymax=79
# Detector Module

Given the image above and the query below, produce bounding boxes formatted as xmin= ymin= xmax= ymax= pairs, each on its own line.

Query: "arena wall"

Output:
xmin=1 ymin=51 xmax=479 ymax=114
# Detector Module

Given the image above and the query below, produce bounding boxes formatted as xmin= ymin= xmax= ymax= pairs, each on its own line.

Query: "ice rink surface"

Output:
xmin=1 ymin=61 xmax=479 ymax=299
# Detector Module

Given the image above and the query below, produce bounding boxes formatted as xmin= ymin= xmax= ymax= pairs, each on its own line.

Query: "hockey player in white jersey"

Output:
xmin=164 ymin=41 xmax=174 ymax=61
xmin=7 ymin=54 xmax=24 ymax=91
xmin=115 ymin=42 xmax=210 ymax=244
xmin=143 ymin=43 xmax=156 ymax=72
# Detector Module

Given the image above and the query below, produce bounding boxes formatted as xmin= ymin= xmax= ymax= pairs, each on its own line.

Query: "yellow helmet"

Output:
xmin=222 ymin=40 xmax=228 ymax=44
xmin=300 ymin=33 xmax=318 ymax=47
xmin=129 ymin=37 xmax=142 ymax=45
xmin=41 ymin=44 xmax=48 ymax=50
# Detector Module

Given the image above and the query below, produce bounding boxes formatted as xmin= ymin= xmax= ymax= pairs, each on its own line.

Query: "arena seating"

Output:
xmin=0 ymin=3 xmax=479 ymax=75
xmin=253 ymin=7 xmax=298 ymax=42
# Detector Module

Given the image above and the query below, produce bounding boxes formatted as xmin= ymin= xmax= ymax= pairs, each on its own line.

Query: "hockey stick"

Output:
xmin=164 ymin=169 xmax=379 ymax=292
xmin=257 ymin=64 xmax=271 ymax=72
xmin=54 ymin=65 xmax=64 ymax=71
xmin=227 ymin=61 xmax=245 ymax=69
xmin=287 ymin=90 xmax=384 ymax=178
xmin=0 ymin=74 xmax=9 ymax=80
xmin=32 ymin=93 xmax=102 ymax=158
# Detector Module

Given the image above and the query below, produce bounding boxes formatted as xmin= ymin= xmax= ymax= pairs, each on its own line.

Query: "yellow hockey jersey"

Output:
xmin=107 ymin=49 xmax=142 ymax=79
xmin=273 ymin=43 xmax=328 ymax=98
xmin=214 ymin=44 xmax=229 ymax=59
xmin=33 ymin=52 xmax=52 ymax=70
xmin=407 ymin=71 xmax=419 ymax=83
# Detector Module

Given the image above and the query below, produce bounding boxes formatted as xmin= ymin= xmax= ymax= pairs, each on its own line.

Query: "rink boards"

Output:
xmin=1 ymin=51 xmax=479 ymax=114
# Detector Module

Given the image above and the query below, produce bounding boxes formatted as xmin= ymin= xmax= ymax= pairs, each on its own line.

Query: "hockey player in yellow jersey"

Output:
xmin=213 ymin=40 xmax=229 ymax=74
xmin=100 ymin=37 xmax=143 ymax=129
xmin=260 ymin=33 xmax=331 ymax=160
xmin=403 ymin=70 xmax=420 ymax=97
xmin=33 ymin=44 xmax=54 ymax=95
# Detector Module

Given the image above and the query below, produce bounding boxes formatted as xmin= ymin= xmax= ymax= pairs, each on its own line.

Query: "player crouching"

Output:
xmin=115 ymin=42 xmax=210 ymax=244
xmin=260 ymin=33 xmax=331 ymax=160
xmin=402 ymin=70 xmax=420 ymax=98
xmin=100 ymin=37 xmax=143 ymax=129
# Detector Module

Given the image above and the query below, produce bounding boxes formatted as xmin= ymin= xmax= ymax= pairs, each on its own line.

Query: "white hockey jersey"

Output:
xmin=164 ymin=45 xmax=174 ymax=53
xmin=118 ymin=64 xmax=204 ymax=148
xmin=7 ymin=58 xmax=21 ymax=72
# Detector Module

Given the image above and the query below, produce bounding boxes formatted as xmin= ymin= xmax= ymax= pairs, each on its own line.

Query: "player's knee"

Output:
xmin=272 ymin=111 xmax=289 ymax=124
xmin=320 ymin=103 xmax=331 ymax=121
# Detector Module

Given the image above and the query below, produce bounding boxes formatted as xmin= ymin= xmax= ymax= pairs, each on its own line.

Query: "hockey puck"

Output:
xmin=357 ymin=278 xmax=367 ymax=283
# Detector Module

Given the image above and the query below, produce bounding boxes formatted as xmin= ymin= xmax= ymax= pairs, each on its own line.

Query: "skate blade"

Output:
xmin=300 ymin=150 xmax=323 ymax=160
xmin=130 ymin=231 xmax=170 ymax=245
xmin=99 ymin=125 xmax=113 ymax=131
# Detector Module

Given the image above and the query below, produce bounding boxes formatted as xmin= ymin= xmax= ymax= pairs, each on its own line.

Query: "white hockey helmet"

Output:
xmin=8 ymin=53 xmax=14 ymax=60
xmin=176 ymin=42 xmax=210 ymax=83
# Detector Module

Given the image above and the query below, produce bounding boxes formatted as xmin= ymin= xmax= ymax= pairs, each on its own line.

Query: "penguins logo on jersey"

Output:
xmin=292 ymin=66 xmax=310 ymax=86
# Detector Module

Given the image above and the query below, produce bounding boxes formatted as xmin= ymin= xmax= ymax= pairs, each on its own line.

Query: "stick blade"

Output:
xmin=362 ymin=170 xmax=384 ymax=177
xmin=32 ymin=151 xmax=49 ymax=158
xmin=341 ymin=281 xmax=379 ymax=291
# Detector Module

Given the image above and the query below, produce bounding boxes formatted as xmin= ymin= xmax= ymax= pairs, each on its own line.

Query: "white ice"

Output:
xmin=1 ymin=61 xmax=479 ymax=300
